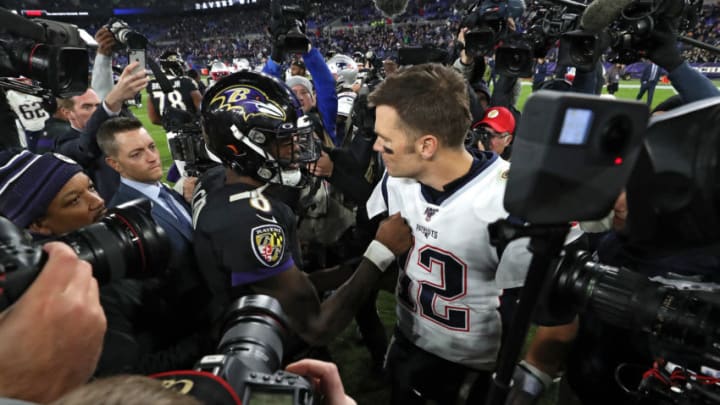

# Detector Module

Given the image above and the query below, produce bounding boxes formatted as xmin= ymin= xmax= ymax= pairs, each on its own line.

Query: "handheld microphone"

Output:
xmin=373 ymin=0 xmax=409 ymax=18
xmin=580 ymin=0 xmax=635 ymax=32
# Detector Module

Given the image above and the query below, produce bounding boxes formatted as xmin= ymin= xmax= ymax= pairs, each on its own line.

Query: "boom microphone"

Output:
xmin=373 ymin=0 xmax=409 ymax=18
xmin=579 ymin=0 xmax=635 ymax=32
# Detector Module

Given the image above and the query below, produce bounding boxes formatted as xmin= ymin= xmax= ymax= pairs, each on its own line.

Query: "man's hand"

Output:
xmin=457 ymin=27 xmax=472 ymax=65
xmin=94 ymin=27 xmax=117 ymax=57
xmin=285 ymin=359 xmax=357 ymax=405
xmin=311 ymin=151 xmax=334 ymax=178
xmin=375 ymin=213 xmax=413 ymax=255
xmin=645 ymin=22 xmax=683 ymax=72
xmin=0 ymin=242 xmax=106 ymax=403
xmin=182 ymin=176 xmax=198 ymax=203
xmin=104 ymin=61 xmax=149 ymax=113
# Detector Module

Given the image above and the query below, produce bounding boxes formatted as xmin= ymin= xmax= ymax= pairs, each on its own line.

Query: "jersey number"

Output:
xmin=153 ymin=90 xmax=186 ymax=115
xmin=18 ymin=102 xmax=47 ymax=120
xmin=398 ymin=246 xmax=469 ymax=331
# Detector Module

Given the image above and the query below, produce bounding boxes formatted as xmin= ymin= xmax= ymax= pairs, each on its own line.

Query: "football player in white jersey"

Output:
xmin=365 ymin=63 xmax=533 ymax=404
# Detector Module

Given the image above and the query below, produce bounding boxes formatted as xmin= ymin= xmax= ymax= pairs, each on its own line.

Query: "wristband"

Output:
xmin=519 ymin=360 xmax=554 ymax=390
xmin=363 ymin=240 xmax=395 ymax=272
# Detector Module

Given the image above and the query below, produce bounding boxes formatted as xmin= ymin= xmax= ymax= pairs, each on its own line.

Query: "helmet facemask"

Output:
xmin=230 ymin=115 xmax=320 ymax=188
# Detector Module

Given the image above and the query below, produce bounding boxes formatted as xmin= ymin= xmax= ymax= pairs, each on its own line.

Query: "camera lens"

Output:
xmin=217 ymin=295 xmax=290 ymax=375
xmin=600 ymin=115 xmax=632 ymax=156
xmin=52 ymin=199 xmax=170 ymax=285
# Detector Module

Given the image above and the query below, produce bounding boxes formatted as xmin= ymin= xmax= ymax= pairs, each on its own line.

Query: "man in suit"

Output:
xmin=636 ymin=60 xmax=661 ymax=106
xmin=97 ymin=116 xmax=192 ymax=251
xmin=97 ymin=116 xmax=211 ymax=372
xmin=54 ymin=61 xmax=148 ymax=202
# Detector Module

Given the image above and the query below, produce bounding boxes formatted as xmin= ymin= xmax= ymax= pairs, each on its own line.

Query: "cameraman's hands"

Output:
xmin=104 ymin=61 xmax=149 ymax=113
xmin=375 ymin=213 xmax=413 ymax=255
xmin=0 ymin=242 xmax=106 ymax=403
xmin=311 ymin=151 xmax=334 ymax=178
xmin=457 ymin=27 xmax=472 ymax=65
xmin=285 ymin=359 xmax=356 ymax=405
xmin=645 ymin=22 xmax=683 ymax=72
xmin=94 ymin=27 xmax=116 ymax=57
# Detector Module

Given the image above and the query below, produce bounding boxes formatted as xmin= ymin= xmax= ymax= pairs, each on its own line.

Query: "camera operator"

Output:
xmin=54 ymin=61 xmax=149 ymax=202
xmin=0 ymin=241 xmax=106 ymax=404
xmin=0 ymin=149 xmax=208 ymax=376
xmin=506 ymin=23 xmax=720 ymax=405
xmin=192 ymin=71 xmax=412 ymax=354
xmin=469 ymin=106 xmax=516 ymax=160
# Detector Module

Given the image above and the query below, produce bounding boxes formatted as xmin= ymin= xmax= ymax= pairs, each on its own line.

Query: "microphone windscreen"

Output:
xmin=373 ymin=0 xmax=409 ymax=18
xmin=580 ymin=0 xmax=635 ymax=32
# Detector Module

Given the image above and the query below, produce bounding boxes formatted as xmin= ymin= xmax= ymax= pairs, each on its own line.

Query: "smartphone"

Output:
xmin=128 ymin=49 xmax=146 ymax=75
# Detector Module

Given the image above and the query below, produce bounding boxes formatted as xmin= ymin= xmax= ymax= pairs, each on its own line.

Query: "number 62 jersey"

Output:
xmin=366 ymin=155 xmax=532 ymax=370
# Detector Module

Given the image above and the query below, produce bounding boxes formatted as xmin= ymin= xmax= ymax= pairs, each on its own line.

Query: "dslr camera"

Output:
xmin=0 ymin=199 xmax=170 ymax=311
xmin=270 ymin=0 xmax=309 ymax=56
xmin=153 ymin=295 xmax=316 ymax=405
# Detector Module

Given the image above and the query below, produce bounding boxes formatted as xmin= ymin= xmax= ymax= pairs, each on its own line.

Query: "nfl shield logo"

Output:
xmin=424 ymin=207 xmax=439 ymax=222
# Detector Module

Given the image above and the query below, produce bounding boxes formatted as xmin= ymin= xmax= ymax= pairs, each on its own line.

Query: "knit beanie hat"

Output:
xmin=0 ymin=150 xmax=83 ymax=229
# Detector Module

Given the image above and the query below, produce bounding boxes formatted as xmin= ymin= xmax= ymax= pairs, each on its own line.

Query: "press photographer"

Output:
xmin=149 ymin=295 xmax=357 ymax=405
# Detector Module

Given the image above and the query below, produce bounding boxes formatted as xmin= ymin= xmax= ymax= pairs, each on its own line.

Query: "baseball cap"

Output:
xmin=475 ymin=106 xmax=516 ymax=134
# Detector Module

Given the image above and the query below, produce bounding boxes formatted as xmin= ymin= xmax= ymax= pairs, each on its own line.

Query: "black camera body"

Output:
xmin=167 ymin=119 xmax=219 ymax=178
xmin=106 ymin=18 xmax=149 ymax=51
xmin=270 ymin=0 xmax=309 ymax=56
xmin=495 ymin=2 xmax=582 ymax=77
xmin=461 ymin=0 xmax=511 ymax=57
xmin=559 ymin=0 xmax=702 ymax=70
xmin=0 ymin=199 xmax=169 ymax=311
xmin=0 ymin=7 xmax=88 ymax=97
xmin=154 ymin=295 xmax=316 ymax=405
xmin=504 ymin=91 xmax=649 ymax=224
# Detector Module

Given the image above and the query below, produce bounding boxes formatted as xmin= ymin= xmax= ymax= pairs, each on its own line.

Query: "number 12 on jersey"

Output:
xmin=397 ymin=245 xmax=470 ymax=331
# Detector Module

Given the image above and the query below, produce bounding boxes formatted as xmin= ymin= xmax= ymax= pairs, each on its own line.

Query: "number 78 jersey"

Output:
xmin=366 ymin=157 xmax=531 ymax=370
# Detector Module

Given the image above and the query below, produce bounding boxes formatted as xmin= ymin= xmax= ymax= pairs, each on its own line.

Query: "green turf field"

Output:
xmin=129 ymin=78 xmax=714 ymax=405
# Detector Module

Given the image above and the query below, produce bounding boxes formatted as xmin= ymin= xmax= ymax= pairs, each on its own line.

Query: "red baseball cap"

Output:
xmin=474 ymin=107 xmax=516 ymax=134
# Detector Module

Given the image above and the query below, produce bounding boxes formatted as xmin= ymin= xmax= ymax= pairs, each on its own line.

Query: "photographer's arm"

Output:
xmin=304 ymin=46 xmax=339 ymax=144
xmin=147 ymin=95 xmax=162 ymax=125
xmin=250 ymin=213 xmax=412 ymax=346
xmin=91 ymin=27 xmax=116 ymax=101
xmin=0 ymin=242 xmax=106 ymax=403
xmin=647 ymin=27 xmax=720 ymax=103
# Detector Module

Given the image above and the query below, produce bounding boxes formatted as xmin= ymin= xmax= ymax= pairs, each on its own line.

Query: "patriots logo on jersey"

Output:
xmin=424 ymin=207 xmax=439 ymax=222
xmin=251 ymin=224 xmax=286 ymax=267
xmin=208 ymin=85 xmax=286 ymax=122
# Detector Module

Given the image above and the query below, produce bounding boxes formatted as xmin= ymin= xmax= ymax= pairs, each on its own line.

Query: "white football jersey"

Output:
xmin=6 ymin=90 xmax=49 ymax=132
xmin=367 ymin=156 xmax=532 ymax=370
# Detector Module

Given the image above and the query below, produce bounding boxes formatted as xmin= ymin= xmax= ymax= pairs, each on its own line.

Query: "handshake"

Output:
xmin=269 ymin=0 xmax=310 ymax=59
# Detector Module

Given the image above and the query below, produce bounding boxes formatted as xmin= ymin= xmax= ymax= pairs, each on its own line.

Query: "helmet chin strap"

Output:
xmin=272 ymin=168 xmax=304 ymax=187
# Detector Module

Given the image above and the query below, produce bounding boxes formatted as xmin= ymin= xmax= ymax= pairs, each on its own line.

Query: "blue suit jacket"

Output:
xmin=109 ymin=182 xmax=193 ymax=254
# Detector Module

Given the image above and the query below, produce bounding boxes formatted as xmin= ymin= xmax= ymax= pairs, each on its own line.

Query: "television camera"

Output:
xmin=559 ymin=0 xmax=708 ymax=71
xmin=0 ymin=199 xmax=170 ymax=311
xmin=484 ymin=92 xmax=720 ymax=404
xmin=0 ymin=7 xmax=91 ymax=148
xmin=269 ymin=0 xmax=309 ymax=58
xmin=152 ymin=295 xmax=317 ymax=405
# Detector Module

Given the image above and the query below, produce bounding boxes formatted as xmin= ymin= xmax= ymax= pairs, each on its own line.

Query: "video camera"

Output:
xmin=494 ymin=0 xmax=584 ymax=77
xmin=0 ymin=7 xmax=88 ymax=97
xmin=485 ymin=92 xmax=720 ymax=404
xmin=0 ymin=199 xmax=170 ymax=311
xmin=461 ymin=0 xmax=512 ymax=58
xmin=270 ymin=0 xmax=309 ymax=57
xmin=559 ymin=0 xmax=703 ymax=70
xmin=153 ymin=295 xmax=316 ymax=405
xmin=167 ymin=117 xmax=220 ymax=178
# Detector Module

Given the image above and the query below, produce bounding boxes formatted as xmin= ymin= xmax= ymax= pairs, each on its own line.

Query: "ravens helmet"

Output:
xmin=159 ymin=51 xmax=186 ymax=77
xmin=201 ymin=71 xmax=320 ymax=187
